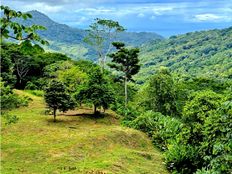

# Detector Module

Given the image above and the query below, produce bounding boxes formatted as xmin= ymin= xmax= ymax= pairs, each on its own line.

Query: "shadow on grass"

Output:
xmin=45 ymin=112 xmax=111 ymax=124
xmin=64 ymin=112 xmax=109 ymax=118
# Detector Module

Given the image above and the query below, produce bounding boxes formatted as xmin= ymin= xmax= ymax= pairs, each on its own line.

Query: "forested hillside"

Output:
xmin=1 ymin=5 xmax=231 ymax=174
xmin=136 ymin=27 xmax=232 ymax=83
xmin=17 ymin=10 xmax=163 ymax=60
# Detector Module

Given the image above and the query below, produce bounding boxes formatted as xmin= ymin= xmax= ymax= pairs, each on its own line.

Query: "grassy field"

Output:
xmin=1 ymin=90 xmax=169 ymax=174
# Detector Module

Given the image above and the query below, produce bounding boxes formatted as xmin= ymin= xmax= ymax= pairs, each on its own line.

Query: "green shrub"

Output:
xmin=25 ymin=90 xmax=44 ymax=97
xmin=130 ymin=110 xmax=159 ymax=135
xmin=199 ymin=101 xmax=232 ymax=174
xmin=130 ymin=111 xmax=183 ymax=150
xmin=164 ymin=142 xmax=198 ymax=174
xmin=25 ymin=82 xmax=37 ymax=90
xmin=151 ymin=115 xmax=183 ymax=150
xmin=113 ymin=103 xmax=139 ymax=125
xmin=2 ymin=113 xmax=19 ymax=125
xmin=182 ymin=90 xmax=222 ymax=124
xmin=1 ymin=81 xmax=30 ymax=110
xmin=195 ymin=168 xmax=220 ymax=174
xmin=164 ymin=97 xmax=231 ymax=174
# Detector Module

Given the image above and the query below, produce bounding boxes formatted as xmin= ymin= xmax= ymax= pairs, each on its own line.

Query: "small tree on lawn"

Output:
xmin=76 ymin=67 xmax=115 ymax=114
xmin=108 ymin=42 xmax=140 ymax=108
xmin=44 ymin=80 xmax=75 ymax=122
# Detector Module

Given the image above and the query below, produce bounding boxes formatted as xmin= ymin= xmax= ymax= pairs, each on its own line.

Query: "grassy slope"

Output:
xmin=1 ymin=90 xmax=168 ymax=174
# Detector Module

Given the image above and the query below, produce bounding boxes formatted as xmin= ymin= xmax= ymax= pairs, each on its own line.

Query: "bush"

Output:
xmin=151 ymin=115 xmax=183 ymax=150
xmin=195 ymin=168 xmax=220 ymax=174
xmin=25 ymin=81 xmax=37 ymax=90
xmin=164 ymin=97 xmax=231 ymax=174
xmin=130 ymin=111 xmax=161 ymax=135
xmin=164 ymin=142 xmax=198 ymax=174
xmin=130 ymin=111 xmax=183 ymax=150
xmin=25 ymin=90 xmax=44 ymax=97
xmin=2 ymin=113 xmax=19 ymax=125
xmin=112 ymin=102 xmax=139 ymax=125
xmin=199 ymin=101 xmax=232 ymax=174
xmin=1 ymin=81 xmax=30 ymax=110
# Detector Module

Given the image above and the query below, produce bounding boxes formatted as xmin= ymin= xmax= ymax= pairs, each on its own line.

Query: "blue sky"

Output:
xmin=2 ymin=0 xmax=232 ymax=37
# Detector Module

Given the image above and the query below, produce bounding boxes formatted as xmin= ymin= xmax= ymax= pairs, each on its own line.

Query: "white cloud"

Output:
xmin=73 ymin=4 xmax=177 ymax=18
xmin=152 ymin=6 xmax=174 ymax=15
xmin=150 ymin=15 xmax=156 ymax=20
xmin=74 ymin=16 xmax=88 ymax=25
xmin=221 ymin=7 xmax=232 ymax=13
xmin=194 ymin=13 xmax=231 ymax=22
xmin=137 ymin=13 xmax=145 ymax=18
xmin=75 ymin=7 xmax=115 ymax=15
xmin=24 ymin=2 xmax=63 ymax=13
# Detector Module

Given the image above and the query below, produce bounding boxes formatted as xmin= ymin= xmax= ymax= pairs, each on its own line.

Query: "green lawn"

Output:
xmin=1 ymin=90 xmax=169 ymax=174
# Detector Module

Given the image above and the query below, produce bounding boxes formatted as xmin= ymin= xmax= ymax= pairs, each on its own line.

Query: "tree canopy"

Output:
xmin=109 ymin=42 xmax=140 ymax=107
xmin=0 ymin=5 xmax=48 ymax=44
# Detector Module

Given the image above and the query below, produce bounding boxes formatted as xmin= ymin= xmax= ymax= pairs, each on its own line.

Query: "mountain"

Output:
xmin=136 ymin=27 xmax=232 ymax=83
xmin=18 ymin=10 xmax=164 ymax=60
xmin=17 ymin=11 xmax=231 ymax=83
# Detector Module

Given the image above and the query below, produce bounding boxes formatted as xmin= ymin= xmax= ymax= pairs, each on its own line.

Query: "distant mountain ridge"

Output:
xmin=136 ymin=26 xmax=232 ymax=83
xmin=18 ymin=10 xmax=164 ymax=60
xmin=16 ymin=11 xmax=231 ymax=82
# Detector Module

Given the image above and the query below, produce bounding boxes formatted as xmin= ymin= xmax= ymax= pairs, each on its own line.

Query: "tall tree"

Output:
xmin=108 ymin=42 xmax=140 ymax=108
xmin=0 ymin=5 xmax=48 ymax=44
xmin=13 ymin=52 xmax=32 ymax=87
xmin=84 ymin=18 xmax=125 ymax=72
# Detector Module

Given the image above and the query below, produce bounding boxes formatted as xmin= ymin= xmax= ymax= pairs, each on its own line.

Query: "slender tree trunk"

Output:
xmin=94 ymin=105 xmax=97 ymax=114
xmin=124 ymin=77 xmax=128 ymax=109
xmin=101 ymin=56 xmax=104 ymax=73
xmin=102 ymin=55 xmax=107 ymax=72
xmin=53 ymin=108 xmax=57 ymax=122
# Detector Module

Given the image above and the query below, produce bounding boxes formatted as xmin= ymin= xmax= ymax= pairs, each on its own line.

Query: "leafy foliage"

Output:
xmin=1 ymin=80 xmax=29 ymax=110
xmin=136 ymin=27 xmax=232 ymax=83
xmin=76 ymin=67 xmax=115 ymax=114
xmin=145 ymin=67 xmax=177 ymax=116
xmin=84 ymin=18 xmax=125 ymax=71
xmin=130 ymin=111 xmax=183 ymax=150
xmin=0 ymin=5 xmax=48 ymax=44
xmin=1 ymin=5 xmax=231 ymax=174
xmin=2 ymin=113 xmax=19 ymax=125
xmin=44 ymin=80 xmax=75 ymax=122
xmin=55 ymin=64 xmax=88 ymax=92
xmin=109 ymin=42 xmax=140 ymax=107
xmin=0 ymin=42 xmax=70 ymax=89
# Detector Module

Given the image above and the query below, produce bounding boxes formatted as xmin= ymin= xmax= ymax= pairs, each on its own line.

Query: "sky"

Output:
xmin=2 ymin=0 xmax=232 ymax=37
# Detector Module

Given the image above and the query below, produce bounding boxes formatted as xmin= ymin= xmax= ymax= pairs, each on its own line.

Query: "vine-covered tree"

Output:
xmin=0 ymin=5 xmax=48 ymax=44
xmin=44 ymin=80 xmax=75 ymax=122
xmin=108 ymin=42 xmax=140 ymax=108
xmin=84 ymin=18 xmax=125 ymax=72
